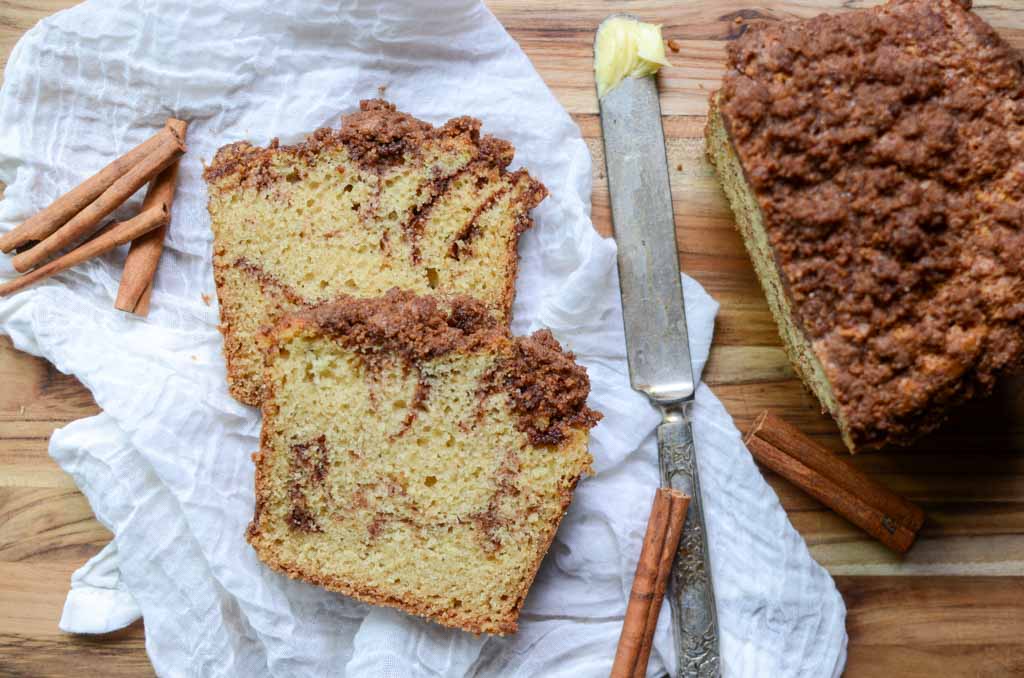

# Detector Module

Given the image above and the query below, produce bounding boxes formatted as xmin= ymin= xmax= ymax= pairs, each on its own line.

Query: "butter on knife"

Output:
xmin=593 ymin=17 xmax=670 ymax=98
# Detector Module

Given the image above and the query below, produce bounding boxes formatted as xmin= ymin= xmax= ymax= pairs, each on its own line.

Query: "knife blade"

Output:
xmin=595 ymin=15 xmax=721 ymax=678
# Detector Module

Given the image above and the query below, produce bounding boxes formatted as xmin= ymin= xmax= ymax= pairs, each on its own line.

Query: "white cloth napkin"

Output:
xmin=0 ymin=1 xmax=847 ymax=676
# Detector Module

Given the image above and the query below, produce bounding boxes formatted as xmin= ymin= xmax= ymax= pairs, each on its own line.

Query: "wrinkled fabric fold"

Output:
xmin=1 ymin=1 xmax=845 ymax=675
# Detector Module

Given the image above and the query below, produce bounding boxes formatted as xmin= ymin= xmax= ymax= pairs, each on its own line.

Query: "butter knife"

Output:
xmin=595 ymin=16 xmax=721 ymax=677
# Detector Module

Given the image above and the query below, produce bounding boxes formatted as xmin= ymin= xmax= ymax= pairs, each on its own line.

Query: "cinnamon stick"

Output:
xmin=744 ymin=411 xmax=925 ymax=553
xmin=11 ymin=120 xmax=186 ymax=272
xmin=611 ymin=487 xmax=690 ymax=678
xmin=114 ymin=118 xmax=188 ymax=316
xmin=634 ymin=489 xmax=688 ymax=675
xmin=0 ymin=206 xmax=168 ymax=298
xmin=0 ymin=125 xmax=180 ymax=254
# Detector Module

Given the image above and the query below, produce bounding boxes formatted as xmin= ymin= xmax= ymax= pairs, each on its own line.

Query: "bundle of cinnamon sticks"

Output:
xmin=0 ymin=117 xmax=188 ymax=315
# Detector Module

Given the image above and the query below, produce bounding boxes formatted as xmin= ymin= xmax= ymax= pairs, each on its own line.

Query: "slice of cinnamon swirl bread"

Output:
xmin=246 ymin=291 xmax=600 ymax=634
xmin=205 ymin=100 xmax=546 ymax=405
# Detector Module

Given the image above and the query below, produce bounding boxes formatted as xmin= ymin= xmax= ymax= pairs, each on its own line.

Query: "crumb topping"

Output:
xmin=294 ymin=288 xmax=499 ymax=361
xmin=496 ymin=329 xmax=603 ymax=446
xmin=203 ymin=99 xmax=517 ymax=189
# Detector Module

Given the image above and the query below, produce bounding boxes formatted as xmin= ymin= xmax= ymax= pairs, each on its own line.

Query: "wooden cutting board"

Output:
xmin=2 ymin=1 xmax=1023 ymax=676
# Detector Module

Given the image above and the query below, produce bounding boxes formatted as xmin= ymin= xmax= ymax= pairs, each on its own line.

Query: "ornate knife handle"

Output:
xmin=658 ymin=402 xmax=721 ymax=678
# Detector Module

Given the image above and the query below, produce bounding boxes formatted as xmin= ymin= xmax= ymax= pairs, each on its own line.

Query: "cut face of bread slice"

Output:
xmin=205 ymin=100 xmax=546 ymax=406
xmin=246 ymin=291 xmax=600 ymax=634
xmin=706 ymin=0 xmax=1024 ymax=452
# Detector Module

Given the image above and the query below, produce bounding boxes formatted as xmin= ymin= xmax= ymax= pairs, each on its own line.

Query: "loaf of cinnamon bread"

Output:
xmin=707 ymin=0 xmax=1024 ymax=451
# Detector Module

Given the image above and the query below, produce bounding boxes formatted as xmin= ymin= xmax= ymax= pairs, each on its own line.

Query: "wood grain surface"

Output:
xmin=1 ymin=1 xmax=1023 ymax=676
